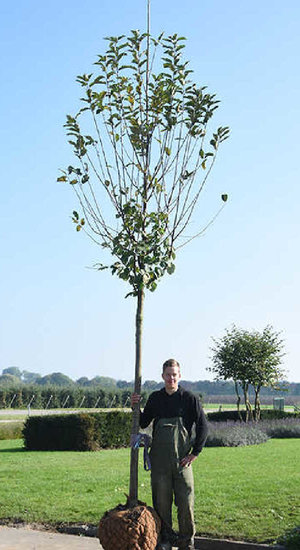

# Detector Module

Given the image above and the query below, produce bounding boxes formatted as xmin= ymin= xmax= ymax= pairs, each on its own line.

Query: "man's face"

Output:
xmin=162 ymin=365 xmax=181 ymax=393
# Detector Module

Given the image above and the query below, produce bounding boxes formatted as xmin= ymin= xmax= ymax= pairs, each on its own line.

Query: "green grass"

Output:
xmin=0 ymin=439 xmax=299 ymax=543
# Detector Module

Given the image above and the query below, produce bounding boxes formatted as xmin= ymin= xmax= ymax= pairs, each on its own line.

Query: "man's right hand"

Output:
xmin=131 ymin=393 xmax=141 ymax=408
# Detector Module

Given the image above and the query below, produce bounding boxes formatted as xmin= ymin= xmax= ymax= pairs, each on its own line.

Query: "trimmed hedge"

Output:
xmin=23 ymin=411 xmax=132 ymax=451
xmin=206 ymin=409 xmax=299 ymax=422
xmin=0 ymin=421 xmax=23 ymax=440
xmin=22 ymin=410 xmax=300 ymax=452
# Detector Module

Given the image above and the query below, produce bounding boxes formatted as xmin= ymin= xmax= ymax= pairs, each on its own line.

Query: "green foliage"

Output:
xmin=36 ymin=372 xmax=75 ymax=386
xmin=93 ymin=410 xmax=132 ymax=448
xmin=0 ymin=374 xmax=22 ymax=387
xmin=209 ymin=325 xmax=286 ymax=420
xmin=207 ymin=409 xmax=299 ymax=422
xmin=23 ymin=411 xmax=132 ymax=451
xmin=0 ymin=421 xmax=23 ymax=440
xmin=2 ymin=366 xmax=22 ymax=378
xmin=23 ymin=414 xmax=98 ymax=451
xmin=277 ymin=526 xmax=300 ymax=549
xmin=59 ymin=31 xmax=229 ymax=297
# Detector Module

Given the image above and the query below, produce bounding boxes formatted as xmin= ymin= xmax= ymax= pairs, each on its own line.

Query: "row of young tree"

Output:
xmin=0 ymin=386 xmax=149 ymax=410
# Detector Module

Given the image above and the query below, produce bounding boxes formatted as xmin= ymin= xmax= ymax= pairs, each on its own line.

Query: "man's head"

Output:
xmin=162 ymin=358 xmax=181 ymax=394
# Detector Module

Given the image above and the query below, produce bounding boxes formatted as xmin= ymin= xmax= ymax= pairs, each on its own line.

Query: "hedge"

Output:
xmin=206 ymin=409 xmax=299 ymax=422
xmin=22 ymin=410 xmax=300 ymax=451
xmin=23 ymin=411 xmax=132 ymax=451
xmin=0 ymin=421 xmax=23 ymax=440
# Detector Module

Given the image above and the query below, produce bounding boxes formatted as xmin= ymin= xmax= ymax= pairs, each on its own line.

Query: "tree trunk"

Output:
xmin=242 ymin=383 xmax=253 ymax=422
xmin=129 ymin=288 xmax=145 ymax=507
xmin=234 ymin=380 xmax=243 ymax=422
xmin=254 ymin=386 xmax=261 ymax=421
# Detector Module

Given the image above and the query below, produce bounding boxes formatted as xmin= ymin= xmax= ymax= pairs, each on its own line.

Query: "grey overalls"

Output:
xmin=149 ymin=416 xmax=195 ymax=549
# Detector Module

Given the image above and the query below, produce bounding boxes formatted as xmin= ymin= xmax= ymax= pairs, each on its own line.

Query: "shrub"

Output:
xmin=0 ymin=421 xmax=23 ymax=440
xmin=93 ymin=411 xmax=132 ymax=448
xmin=206 ymin=421 xmax=269 ymax=447
xmin=259 ymin=418 xmax=300 ymax=438
xmin=277 ymin=526 xmax=300 ymax=549
xmin=23 ymin=411 xmax=132 ymax=451
xmin=23 ymin=414 xmax=98 ymax=451
xmin=206 ymin=409 xmax=299 ymax=422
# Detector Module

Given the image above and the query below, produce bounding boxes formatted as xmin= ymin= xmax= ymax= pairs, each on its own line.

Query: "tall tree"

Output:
xmin=209 ymin=325 xmax=286 ymax=420
xmin=2 ymin=367 xmax=22 ymax=379
xmin=59 ymin=21 xmax=229 ymax=504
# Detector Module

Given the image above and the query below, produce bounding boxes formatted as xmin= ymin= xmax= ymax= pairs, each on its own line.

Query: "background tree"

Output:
xmin=209 ymin=325 xmax=286 ymax=420
xmin=22 ymin=370 xmax=41 ymax=384
xmin=59 ymin=24 xmax=229 ymax=505
xmin=2 ymin=367 xmax=22 ymax=379
xmin=36 ymin=372 xmax=75 ymax=387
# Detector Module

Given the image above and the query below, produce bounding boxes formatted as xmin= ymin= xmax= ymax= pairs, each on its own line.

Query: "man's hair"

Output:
xmin=162 ymin=358 xmax=180 ymax=373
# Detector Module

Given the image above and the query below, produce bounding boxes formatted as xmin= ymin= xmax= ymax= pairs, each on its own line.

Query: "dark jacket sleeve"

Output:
xmin=139 ymin=393 xmax=155 ymax=429
xmin=192 ymin=398 xmax=208 ymax=456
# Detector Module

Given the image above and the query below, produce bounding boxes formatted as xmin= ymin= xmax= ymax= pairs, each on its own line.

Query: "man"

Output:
xmin=131 ymin=358 xmax=208 ymax=550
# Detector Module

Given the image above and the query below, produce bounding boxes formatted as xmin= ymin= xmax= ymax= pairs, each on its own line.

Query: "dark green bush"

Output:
xmin=23 ymin=411 xmax=132 ymax=451
xmin=0 ymin=421 xmax=24 ymax=440
xmin=93 ymin=410 xmax=132 ymax=448
xmin=277 ymin=526 xmax=300 ymax=549
xmin=23 ymin=414 xmax=97 ymax=451
xmin=206 ymin=409 xmax=299 ymax=422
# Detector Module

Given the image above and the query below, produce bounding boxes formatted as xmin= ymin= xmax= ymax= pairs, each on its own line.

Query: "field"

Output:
xmin=0 ymin=438 xmax=299 ymax=543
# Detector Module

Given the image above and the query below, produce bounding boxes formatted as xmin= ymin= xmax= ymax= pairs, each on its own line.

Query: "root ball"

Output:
xmin=98 ymin=502 xmax=161 ymax=550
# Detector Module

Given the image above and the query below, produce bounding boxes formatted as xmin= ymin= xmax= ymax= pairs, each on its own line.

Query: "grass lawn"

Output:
xmin=0 ymin=439 xmax=299 ymax=543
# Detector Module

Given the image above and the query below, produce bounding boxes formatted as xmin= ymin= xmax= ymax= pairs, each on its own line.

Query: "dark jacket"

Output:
xmin=140 ymin=385 xmax=208 ymax=455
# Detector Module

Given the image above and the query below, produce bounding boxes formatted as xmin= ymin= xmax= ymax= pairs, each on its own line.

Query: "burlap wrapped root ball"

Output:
xmin=98 ymin=501 xmax=161 ymax=550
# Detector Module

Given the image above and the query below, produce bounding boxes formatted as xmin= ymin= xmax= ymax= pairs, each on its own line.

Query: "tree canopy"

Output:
xmin=209 ymin=325 xmax=286 ymax=420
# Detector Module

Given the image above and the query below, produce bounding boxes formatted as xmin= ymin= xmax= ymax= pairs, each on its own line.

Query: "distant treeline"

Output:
xmin=0 ymin=367 xmax=299 ymax=408
xmin=0 ymin=386 xmax=143 ymax=410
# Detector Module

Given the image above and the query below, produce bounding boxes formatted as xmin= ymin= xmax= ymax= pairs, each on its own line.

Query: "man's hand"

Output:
xmin=180 ymin=454 xmax=197 ymax=468
xmin=131 ymin=393 xmax=141 ymax=408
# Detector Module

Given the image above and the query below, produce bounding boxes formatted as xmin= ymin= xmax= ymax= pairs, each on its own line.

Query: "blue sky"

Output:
xmin=1 ymin=0 xmax=299 ymax=383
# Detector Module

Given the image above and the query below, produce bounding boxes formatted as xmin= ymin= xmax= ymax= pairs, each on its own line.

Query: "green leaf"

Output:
xmin=104 ymin=180 xmax=110 ymax=186
xmin=76 ymin=225 xmax=82 ymax=232
xmin=73 ymin=211 xmax=79 ymax=219
xmin=167 ymin=264 xmax=175 ymax=275
xmin=70 ymin=179 xmax=77 ymax=185
xmin=165 ymin=147 xmax=171 ymax=156
xmin=57 ymin=176 xmax=67 ymax=182
xmin=221 ymin=194 xmax=228 ymax=202
xmin=199 ymin=149 xmax=204 ymax=159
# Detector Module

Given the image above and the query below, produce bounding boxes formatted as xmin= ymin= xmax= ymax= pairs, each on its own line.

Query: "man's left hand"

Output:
xmin=180 ymin=454 xmax=197 ymax=467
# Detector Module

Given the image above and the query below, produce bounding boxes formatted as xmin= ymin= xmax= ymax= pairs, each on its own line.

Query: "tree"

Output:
xmin=209 ymin=325 xmax=286 ymax=420
xmin=22 ymin=370 xmax=41 ymax=384
xmin=36 ymin=372 xmax=75 ymax=387
xmin=2 ymin=367 xmax=22 ymax=379
xmin=0 ymin=374 xmax=22 ymax=387
xmin=59 ymin=23 xmax=229 ymax=505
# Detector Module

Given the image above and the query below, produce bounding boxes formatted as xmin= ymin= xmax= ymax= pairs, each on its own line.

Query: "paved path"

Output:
xmin=0 ymin=526 xmax=273 ymax=550
xmin=0 ymin=526 xmax=102 ymax=550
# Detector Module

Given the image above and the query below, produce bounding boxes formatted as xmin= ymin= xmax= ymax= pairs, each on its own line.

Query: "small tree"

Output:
xmin=59 ymin=26 xmax=229 ymax=505
xmin=209 ymin=325 xmax=286 ymax=421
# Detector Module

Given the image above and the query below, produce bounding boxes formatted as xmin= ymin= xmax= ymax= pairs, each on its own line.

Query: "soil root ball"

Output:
xmin=98 ymin=502 xmax=161 ymax=550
